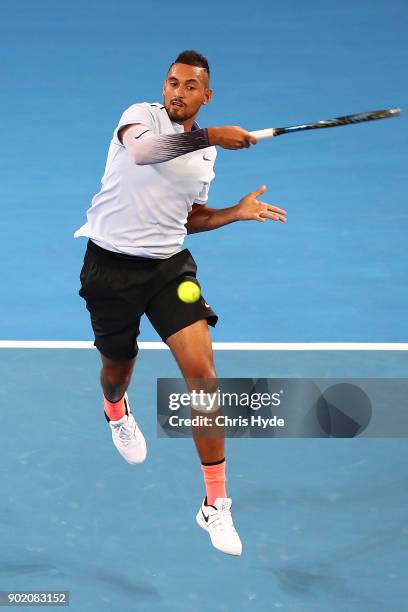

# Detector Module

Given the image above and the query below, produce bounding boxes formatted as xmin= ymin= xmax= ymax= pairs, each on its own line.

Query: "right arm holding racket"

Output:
xmin=121 ymin=107 xmax=400 ymax=164
xmin=119 ymin=124 xmax=257 ymax=164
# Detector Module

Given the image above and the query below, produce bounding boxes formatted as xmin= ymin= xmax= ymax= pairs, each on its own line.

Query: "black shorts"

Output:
xmin=78 ymin=240 xmax=218 ymax=361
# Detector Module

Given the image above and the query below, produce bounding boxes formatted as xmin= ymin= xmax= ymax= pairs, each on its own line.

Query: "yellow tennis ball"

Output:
xmin=177 ymin=280 xmax=201 ymax=304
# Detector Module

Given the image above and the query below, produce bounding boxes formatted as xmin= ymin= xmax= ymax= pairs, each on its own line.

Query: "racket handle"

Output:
xmin=249 ymin=128 xmax=276 ymax=140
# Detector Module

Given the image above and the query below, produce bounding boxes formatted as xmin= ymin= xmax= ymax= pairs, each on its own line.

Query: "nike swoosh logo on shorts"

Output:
xmin=204 ymin=303 xmax=210 ymax=308
xmin=203 ymin=155 xmax=212 ymax=161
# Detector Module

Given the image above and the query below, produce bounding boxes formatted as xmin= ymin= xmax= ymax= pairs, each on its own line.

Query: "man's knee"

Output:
xmin=185 ymin=360 xmax=217 ymax=384
xmin=100 ymin=354 xmax=136 ymax=387
xmin=102 ymin=370 xmax=132 ymax=389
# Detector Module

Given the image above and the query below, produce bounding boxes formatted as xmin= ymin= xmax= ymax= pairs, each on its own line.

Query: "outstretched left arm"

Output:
xmin=186 ymin=204 xmax=239 ymax=234
xmin=186 ymin=186 xmax=287 ymax=235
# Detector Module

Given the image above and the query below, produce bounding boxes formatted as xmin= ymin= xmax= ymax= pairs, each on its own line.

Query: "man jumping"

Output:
xmin=74 ymin=50 xmax=286 ymax=556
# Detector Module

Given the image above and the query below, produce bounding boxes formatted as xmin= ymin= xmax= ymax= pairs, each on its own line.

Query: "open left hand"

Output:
xmin=235 ymin=185 xmax=287 ymax=223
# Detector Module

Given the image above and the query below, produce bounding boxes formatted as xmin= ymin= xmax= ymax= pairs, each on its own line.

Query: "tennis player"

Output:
xmin=75 ymin=50 xmax=286 ymax=556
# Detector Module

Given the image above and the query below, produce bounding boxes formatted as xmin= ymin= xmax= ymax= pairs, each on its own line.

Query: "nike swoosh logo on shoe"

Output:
xmin=201 ymin=508 xmax=209 ymax=523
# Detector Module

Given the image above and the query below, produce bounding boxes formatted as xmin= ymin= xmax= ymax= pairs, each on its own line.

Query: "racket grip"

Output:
xmin=249 ymin=128 xmax=276 ymax=140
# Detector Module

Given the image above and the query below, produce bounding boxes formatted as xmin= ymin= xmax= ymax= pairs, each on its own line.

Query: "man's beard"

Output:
xmin=165 ymin=102 xmax=196 ymax=124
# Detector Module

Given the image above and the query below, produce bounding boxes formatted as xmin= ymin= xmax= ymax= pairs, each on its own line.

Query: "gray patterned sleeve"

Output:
xmin=122 ymin=123 xmax=210 ymax=165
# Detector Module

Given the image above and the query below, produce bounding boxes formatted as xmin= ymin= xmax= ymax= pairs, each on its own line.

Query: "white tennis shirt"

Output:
xmin=74 ymin=102 xmax=217 ymax=258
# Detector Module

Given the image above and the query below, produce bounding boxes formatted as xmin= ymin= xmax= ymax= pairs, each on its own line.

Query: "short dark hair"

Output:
xmin=169 ymin=50 xmax=210 ymax=79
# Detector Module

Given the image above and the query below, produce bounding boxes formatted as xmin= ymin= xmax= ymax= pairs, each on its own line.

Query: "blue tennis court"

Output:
xmin=1 ymin=0 xmax=407 ymax=610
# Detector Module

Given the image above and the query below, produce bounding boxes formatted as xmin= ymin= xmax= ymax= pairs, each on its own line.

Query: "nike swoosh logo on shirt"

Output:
xmin=203 ymin=155 xmax=212 ymax=161
xmin=134 ymin=129 xmax=150 ymax=139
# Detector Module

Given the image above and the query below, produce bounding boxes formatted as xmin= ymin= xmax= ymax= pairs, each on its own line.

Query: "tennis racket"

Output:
xmin=250 ymin=108 xmax=400 ymax=140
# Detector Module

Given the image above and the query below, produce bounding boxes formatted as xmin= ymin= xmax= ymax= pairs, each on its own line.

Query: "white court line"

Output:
xmin=0 ymin=341 xmax=407 ymax=351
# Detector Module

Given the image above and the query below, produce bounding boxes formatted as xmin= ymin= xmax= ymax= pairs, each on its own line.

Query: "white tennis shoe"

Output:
xmin=107 ymin=394 xmax=147 ymax=464
xmin=196 ymin=497 xmax=242 ymax=556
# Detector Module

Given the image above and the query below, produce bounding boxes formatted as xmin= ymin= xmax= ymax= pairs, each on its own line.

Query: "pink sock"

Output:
xmin=103 ymin=395 xmax=126 ymax=421
xmin=201 ymin=460 xmax=227 ymax=506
